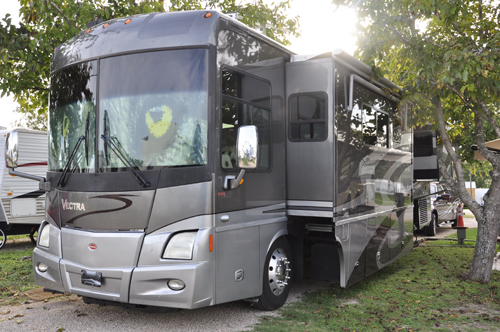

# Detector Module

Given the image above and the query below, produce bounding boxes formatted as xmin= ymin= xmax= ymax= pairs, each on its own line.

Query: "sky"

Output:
xmin=0 ymin=0 xmax=357 ymax=130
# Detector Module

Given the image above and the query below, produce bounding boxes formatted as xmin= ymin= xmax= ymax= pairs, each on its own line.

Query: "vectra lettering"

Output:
xmin=61 ymin=199 xmax=86 ymax=211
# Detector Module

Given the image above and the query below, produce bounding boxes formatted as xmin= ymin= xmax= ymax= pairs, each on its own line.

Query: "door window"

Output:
xmin=221 ymin=68 xmax=271 ymax=171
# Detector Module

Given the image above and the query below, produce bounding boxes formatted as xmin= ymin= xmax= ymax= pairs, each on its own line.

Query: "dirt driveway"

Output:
xmin=0 ymin=277 xmax=330 ymax=332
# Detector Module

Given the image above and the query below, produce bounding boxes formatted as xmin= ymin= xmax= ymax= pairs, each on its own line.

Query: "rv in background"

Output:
xmin=0 ymin=128 xmax=47 ymax=249
xmin=5 ymin=11 xmax=438 ymax=311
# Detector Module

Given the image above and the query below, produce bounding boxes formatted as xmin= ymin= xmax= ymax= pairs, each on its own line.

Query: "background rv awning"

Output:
xmin=474 ymin=139 xmax=500 ymax=160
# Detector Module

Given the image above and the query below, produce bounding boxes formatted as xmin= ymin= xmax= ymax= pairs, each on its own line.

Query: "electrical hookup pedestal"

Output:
xmin=453 ymin=203 xmax=468 ymax=245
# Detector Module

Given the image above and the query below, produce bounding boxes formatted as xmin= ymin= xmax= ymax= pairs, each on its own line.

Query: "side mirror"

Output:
xmin=237 ymin=125 xmax=258 ymax=169
xmin=4 ymin=130 xmax=50 ymax=191
xmin=223 ymin=125 xmax=259 ymax=190
xmin=5 ymin=131 xmax=19 ymax=168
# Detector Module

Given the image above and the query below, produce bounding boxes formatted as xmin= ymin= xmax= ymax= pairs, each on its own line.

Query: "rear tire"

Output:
xmin=425 ymin=214 xmax=437 ymax=236
xmin=451 ymin=218 xmax=458 ymax=228
xmin=0 ymin=228 xmax=6 ymax=250
xmin=254 ymin=237 xmax=292 ymax=311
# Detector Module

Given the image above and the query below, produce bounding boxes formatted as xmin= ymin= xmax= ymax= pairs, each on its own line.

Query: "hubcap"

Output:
xmin=267 ymin=247 xmax=291 ymax=296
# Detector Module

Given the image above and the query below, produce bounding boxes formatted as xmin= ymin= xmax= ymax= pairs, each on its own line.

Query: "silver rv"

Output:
xmin=4 ymin=11 xmax=437 ymax=311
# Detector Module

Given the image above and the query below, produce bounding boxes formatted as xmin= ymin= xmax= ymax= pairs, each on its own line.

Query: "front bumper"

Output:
xmin=32 ymin=226 xmax=215 ymax=309
xmin=33 ymin=249 xmax=214 ymax=309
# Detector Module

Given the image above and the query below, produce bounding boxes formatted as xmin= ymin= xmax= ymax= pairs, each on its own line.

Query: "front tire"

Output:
xmin=255 ymin=237 xmax=292 ymax=311
xmin=426 ymin=214 xmax=437 ymax=236
xmin=0 ymin=228 xmax=6 ymax=250
xmin=29 ymin=228 xmax=37 ymax=245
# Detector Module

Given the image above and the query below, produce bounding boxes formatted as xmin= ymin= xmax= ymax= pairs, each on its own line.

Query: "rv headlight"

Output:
xmin=38 ymin=223 xmax=50 ymax=248
xmin=162 ymin=232 xmax=197 ymax=260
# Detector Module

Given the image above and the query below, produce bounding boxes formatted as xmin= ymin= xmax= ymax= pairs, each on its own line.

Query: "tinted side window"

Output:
xmin=221 ymin=68 xmax=271 ymax=171
xmin=289 ymin=93 xmax=327 ymax=141
xmin=362 ymin=104 xmax=389 ymax=148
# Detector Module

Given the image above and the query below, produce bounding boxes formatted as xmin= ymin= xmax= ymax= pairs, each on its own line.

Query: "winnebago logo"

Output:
xmin=61 ymin=199 xmax=86 ymax=211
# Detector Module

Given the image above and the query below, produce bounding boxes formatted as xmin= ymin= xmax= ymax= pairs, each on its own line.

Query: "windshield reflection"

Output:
xmin=49 ymin=61 xmax=97 ymax=172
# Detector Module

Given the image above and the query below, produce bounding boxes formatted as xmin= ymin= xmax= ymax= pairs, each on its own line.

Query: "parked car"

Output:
xmin=429 ymin=182 xmax=460 ymax=233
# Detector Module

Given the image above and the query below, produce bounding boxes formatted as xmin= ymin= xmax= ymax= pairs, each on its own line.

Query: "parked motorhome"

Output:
xmin=4 ymin=11 xmax=437 ymax=311
xmin=0 ymin=128 xmax=47 ymax=249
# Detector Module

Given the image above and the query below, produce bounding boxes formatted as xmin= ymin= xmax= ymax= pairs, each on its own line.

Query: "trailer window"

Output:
xmin=221 ymin=68 xmax=271 ymax=170
xmin=289 ymin=93 xmax=326 ymax=141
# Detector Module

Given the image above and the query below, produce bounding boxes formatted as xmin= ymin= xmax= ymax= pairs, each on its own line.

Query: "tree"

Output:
xmin=0 ymin=0 xmax=299 ymax=129
xmin=12 ymin=106 xmax=47 ymax=131
xmin=332 ymin=0 xmax=500 ymax=282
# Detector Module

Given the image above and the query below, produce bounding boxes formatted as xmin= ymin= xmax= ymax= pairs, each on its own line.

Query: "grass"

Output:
xmin=0 ymin=238 xmax=38 ymax=306
xmin=254 ymin=243 xmax=500 ymax=331
xmin=2 ymin=229 xmax=500 ymax=331
xmin=424 ymin=228 xmax=478 ymax=247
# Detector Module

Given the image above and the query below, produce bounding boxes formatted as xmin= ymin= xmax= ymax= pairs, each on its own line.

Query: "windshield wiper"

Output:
xmin=57 ymin=135 xmax=85 ymax=187
xmin=103 ymin=110 xmax=110 ymax=165
xmin=57 ymin=113 xmax=91 ymax=187
xmin=100 ymin=134 xmax=151 ymax=188
xmin=84 ymin=112 xmax=90 ymax=166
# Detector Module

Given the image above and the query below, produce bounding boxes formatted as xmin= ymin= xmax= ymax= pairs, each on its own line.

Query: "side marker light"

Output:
xmin=104 ymin=23 xmax=109 ymax=28
xmin=86 ymin=28 xmax=91 ymax=34
xmin=205 ymin=12 xmax=212 ymax=18
xmin=125 ymin=19 xmax=131 ymax=24
xmin=209 ymin=234 xmax=213 ymax=252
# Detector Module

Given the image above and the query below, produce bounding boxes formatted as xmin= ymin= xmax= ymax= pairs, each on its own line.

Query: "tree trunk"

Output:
xmin=467 ymin=178 xmax=500 ymax=282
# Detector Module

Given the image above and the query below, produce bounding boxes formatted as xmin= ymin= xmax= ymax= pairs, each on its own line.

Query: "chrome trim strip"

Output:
xmin=334 ymin=207 xmax=409 ymax=226
xmin=215 ymin=217 xmax=287 ymax=233
xmin=286 ymin=200 xmax=333 ymax=208
xmin=287 ymin=210 xmax=333 ymax=218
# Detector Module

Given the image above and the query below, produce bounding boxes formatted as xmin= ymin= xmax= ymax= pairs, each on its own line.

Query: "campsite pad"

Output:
xmin=24 ymin=288 xmax=64 ymax=301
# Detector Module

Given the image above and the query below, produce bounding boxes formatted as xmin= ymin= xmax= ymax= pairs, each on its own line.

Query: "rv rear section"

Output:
xmin=10 ymin=11 xmax=436 ymax=310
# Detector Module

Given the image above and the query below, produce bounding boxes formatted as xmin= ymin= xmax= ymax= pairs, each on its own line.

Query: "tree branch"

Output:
xmin=434 ymin=95 xmax=479 ymax=209
xmin=27 ymin=87 xmax=49 ymax=91
xmin=444 ymin=83 xmax=478 ymax=111
xmin=451 ymin=20 xmax=477 ymax=48
xmin=473 ymin=108 xmax=500 ymax=164
xmin=478 ymin=101 xmax=500 ymax=138
xmin=445 ymin=82 xmax=500 ymax=138
xmin=45 ymin=0 xmax=79 ymax=30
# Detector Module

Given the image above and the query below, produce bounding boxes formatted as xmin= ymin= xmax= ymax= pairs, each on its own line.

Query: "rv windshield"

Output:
xmin=49 ymin=49 xmax=208 ymax=173
xmin=49 ymin=61 xmax=97 ymax=172
xmin=98 ymin=49 xmax=208 ymax=171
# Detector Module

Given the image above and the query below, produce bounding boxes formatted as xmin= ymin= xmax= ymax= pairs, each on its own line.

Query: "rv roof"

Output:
xmin=52 ymin=10 xmax=293 ymax=73
xmin=291 ymin=49 xmax=402 ymax=95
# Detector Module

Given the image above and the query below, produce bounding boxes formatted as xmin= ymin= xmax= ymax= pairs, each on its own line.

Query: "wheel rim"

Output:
xmin=267 ymin=247 xmax=290 ymax=296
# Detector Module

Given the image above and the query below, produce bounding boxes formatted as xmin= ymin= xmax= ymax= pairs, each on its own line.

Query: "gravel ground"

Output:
xmin=0 ymin=280 xmax=331 ymax=332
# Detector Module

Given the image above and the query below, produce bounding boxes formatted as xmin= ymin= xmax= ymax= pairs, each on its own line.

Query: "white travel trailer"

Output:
xmin=5 ymin=11 xmax=438 ymax=311
xmin=0 ymin=128 xmax=47 ymax=249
